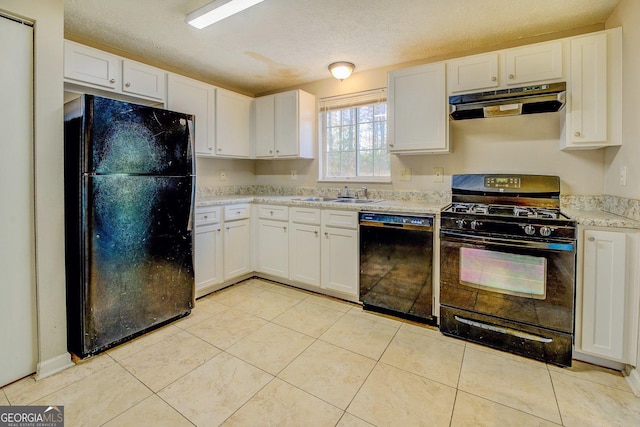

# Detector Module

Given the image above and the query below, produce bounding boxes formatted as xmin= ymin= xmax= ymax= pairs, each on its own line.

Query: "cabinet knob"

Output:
xmin=283 ymin=226 xmax=287 ymax=232
xmin=270 ymin=211 xmax=273 ymax=216
xmin=109 ymin=78 xmax=116 ymax=84
xmin=204 ymin=215 xmax=208 ymax=219
xmin=208 ymin=147 xmax=213 ymax=151
xmin=588 ymin=237 xmax=595 ymax=241
xmin=276 ymin=150 xmax=280 ymax=153
xmin=389 ymin=143 xmax=394 ymax=148
xmin=218 ymin=148 xmax=222 ymax=151
xmin=324 ymin=232 xmax=329 ymax=237
xmin=269 ymin=150 xmax=273 ymax=154
xmin=574 ymin=131 xmax=581 ymax=137
xmin=491 ymin=76 xmax=497 ymax=82
xmin=314 ymin=231 xmax=318 ymax=236
xmin=509 ymin=74 xmax=515 ymax=79
xmin=125 ymin=82 xmax=131 ymax=88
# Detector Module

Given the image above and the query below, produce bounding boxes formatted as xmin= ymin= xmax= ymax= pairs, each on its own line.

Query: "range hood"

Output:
xmin=449 ymin=82 xmax=566 ymax=120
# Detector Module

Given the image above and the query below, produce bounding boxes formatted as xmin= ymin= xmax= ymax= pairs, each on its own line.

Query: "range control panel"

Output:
xmin=484 ymin=176 xmax=521 ymax=189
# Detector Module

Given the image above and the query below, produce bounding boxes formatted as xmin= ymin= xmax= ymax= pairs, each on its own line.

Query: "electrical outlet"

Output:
xmin=433 ymin=167 xmax=444 ymax=183
xmin=290 ymin=170 xmax=297 ymax=180
xmin=399 ymin=169 xmax=411 ymax=181
xmin=619 ymin=166 xmax=627 ymax=186
xmin=219 ymin=170 xmax=227 ymax=181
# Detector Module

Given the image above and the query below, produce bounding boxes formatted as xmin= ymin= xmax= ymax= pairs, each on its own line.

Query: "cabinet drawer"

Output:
xmin=322 ymin=209 xmax=358 ymax=229
xmin=258 ymin=205 xmax=289 ymax=221
xmin=290 ymin=207 xmax=321 ymax=225
xmin=195 ymin=206 xmax=221 ymax=226
xmin=224 ymin=204 xmax=250 ymax=221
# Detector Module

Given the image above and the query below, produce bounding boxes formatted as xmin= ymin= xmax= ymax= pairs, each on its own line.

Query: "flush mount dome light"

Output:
xmin=328 ymin=62 xmax=355 ymax=81
xmin=186 ymin=0 xmax=265 ymax=29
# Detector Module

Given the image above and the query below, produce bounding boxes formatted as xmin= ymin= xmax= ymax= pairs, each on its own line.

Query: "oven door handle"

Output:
xmin=440 ymin=230 xmax=575 ymax=252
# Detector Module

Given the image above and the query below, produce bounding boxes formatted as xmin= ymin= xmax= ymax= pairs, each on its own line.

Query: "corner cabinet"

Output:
xmin=215 ymin=89 xmax=252 ymax=158
xmin=562 ymin=28 xmax=622 ymax=150
xmin=576 ymin=227 xmax=639 ymax=364
xmin=254 ymin=89 xmax=315 ymax=159
xmin=166 ymin=74 xmax=216 ymax=156
xmin=387 ymin=62 xmax=449 ymax=154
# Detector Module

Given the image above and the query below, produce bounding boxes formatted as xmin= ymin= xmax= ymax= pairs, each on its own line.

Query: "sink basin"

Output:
xmin=334 ymin=198 xmax=382 ymax=204
xmin=298 ymin=197 xmax=338 ymax=202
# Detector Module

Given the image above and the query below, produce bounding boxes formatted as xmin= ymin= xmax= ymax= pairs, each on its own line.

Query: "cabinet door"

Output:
xmin=505 ymin=41 xmax=563 ymax=85
xmin=581 ymin=229 xmax=627 ymax=361
xmin=223 ymin=219 xmax=251 ymax=280
xmin=216 ymin=89 xmax=251 ymax=157
xmin=388 ymin=62 xmax=449 ymax=154
xmin=257 ymin=219 xmax=289 ymax=278
xmin=64 ymin=41 xmax=120 ymax=90
xmin=290 ymin=223 xmax=321 ymax=287
xmin=167 ymin=74 xmax=215 ymax=156
xmin=194 ymin=224 xmax=223 ymax=295
xmin=321 ymin=226 xmax=358 ymax=297
xmin=447 ymin=53 xmax=499 ymax=93
xmin=274 ymin=90 xmax=299 ymax=157
xmin=254 ymin=95 xmax=275 ymax=158
xmin=569 ymin=33 xmax=608 ymax=145
xmin=122 ymin=60 xmax=166 ymax=101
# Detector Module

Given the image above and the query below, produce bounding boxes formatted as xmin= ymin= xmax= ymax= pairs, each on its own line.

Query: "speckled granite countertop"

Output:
xmin=196 ymin=194 xmax=640 ymax=229
xmin=562 ymin=208 xmax=639 ymax=229
xmin=196 ymin=195 xmax=445 ymax=215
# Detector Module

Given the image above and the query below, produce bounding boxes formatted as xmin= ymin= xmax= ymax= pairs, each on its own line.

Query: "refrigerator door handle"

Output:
xmin=187 ymin=118 xmax=195 ymax=232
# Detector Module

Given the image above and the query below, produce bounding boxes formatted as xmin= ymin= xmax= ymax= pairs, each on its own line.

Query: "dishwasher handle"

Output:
xmin=360 ymin=220 xmax=433 ymax=231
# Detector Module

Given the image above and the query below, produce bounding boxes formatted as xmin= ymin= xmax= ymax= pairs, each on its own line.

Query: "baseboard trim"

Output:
xmin=624 ymin=365 xmax=640 ymax=397
xmin=36 ymin=352 xmax=74 ymax=381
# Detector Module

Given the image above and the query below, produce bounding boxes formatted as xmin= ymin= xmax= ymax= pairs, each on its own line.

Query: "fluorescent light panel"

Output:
xmin=186 ymin=0 xmax=264 ymax=29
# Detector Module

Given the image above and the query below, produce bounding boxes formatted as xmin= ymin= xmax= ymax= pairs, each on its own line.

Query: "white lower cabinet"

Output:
xmin=223 ymin=204 xmax=252 ymax=280
xmin=289 ymin=208 xmax=321 ymax=287
xmin=576 ymin=227 xmax=639 ymax=364
xmin=257 ymin=205 xmax=289 ymax=279
xmin=321 ymin=210 xmax=359 ymax=298
xmin=194 ymin=207 xmax=223 ymax=297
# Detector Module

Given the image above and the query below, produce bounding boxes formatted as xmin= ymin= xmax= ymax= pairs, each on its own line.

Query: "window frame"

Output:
xmin=318 ymin=89 xmax=391 ymax=184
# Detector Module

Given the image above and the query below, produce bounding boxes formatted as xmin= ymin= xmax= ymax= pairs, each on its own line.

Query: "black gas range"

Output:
xmin=439 ymin=174 xmax=577 ymax=366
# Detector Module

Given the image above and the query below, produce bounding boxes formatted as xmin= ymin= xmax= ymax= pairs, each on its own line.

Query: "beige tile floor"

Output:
xmin=2 ymin=278 xmax=640 ymax=426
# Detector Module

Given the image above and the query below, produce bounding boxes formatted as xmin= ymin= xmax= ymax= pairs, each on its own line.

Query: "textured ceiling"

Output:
xmin=64 ymin=0 xmax=620 ymax=96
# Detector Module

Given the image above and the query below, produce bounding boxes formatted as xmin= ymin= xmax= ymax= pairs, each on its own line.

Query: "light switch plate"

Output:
xmin=219 ymin=170 xmax=227 ymax=181
xmin=290 ymin=170 xmax=297 ymax=180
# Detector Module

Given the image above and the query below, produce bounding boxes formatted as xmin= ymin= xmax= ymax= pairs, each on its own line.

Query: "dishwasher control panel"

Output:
xmin=359 ymin=212 xmax=433 ymax=228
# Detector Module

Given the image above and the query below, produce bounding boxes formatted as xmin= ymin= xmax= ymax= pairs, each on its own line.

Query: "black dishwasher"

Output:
xmin=359 ymin=212 xmax=435 ymax=325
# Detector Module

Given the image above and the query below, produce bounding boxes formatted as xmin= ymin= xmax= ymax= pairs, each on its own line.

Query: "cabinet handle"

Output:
xmin=324 ymin=232 xmax=329 ymax=237
xmin=269 ymin=150 xmax=273 ymax=154
xmin=283 ymin=226 xmax=287 ymax=232
xmin=208 ymin=147 xmax=213 ymax=151
xmin=204 ymin=215 xmax=208 ymax=219
xmin=125 ymin=82 xmax=131 ymax=88
xmin=314 ymin=231 xmax=318 ymax=236
xmin=509 ymin=74 xmax=515 ymax=79
xmin=218 ymin=148 xmax=222 ymax=151
xmin=109 ymin=78 xmax=116 ymax=84
xmin=588 ymin=237 xmax=595 ymax=241
xmin=491 ymin=76 xmax=497 ymax=82
xmin=270 ymin=211 xmax=274 ymax=216
xmin=574 ymin=131 xmax=581 ymax=137
xmin=389 ymin=143 xmax=394 ymax=147
xmin=276 ymin=150 xmax=280 ymax=153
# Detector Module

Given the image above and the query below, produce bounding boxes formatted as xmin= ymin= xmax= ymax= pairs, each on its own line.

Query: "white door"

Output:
xmin=0 ymin=15 xmax=38 ymax=387
xmin=321 ymin=226 xmax=359 ymax=297
xmin=257 ymin=219 xmax=289 ymax=278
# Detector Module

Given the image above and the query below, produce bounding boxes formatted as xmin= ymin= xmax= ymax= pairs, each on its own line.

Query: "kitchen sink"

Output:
xmin=298 ymin=197 xmax=338 ymax=202
xmin=335 ymin=198 xmax=382 ymax=204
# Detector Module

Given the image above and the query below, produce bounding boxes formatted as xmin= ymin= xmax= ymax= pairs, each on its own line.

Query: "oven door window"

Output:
xmin=459 ymin=247 xmax=546 ymax=299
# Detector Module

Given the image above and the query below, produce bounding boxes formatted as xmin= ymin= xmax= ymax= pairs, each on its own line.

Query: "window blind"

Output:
xmin=319 ymin=88 xmax=386 ymax=112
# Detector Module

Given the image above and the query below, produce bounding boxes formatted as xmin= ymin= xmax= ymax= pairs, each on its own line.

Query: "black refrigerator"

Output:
xmin=64 ymin=95 xmax=195 ymax=358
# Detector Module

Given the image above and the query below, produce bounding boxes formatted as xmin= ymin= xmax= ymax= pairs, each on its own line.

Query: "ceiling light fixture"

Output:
xmin=186 ymin=0 xmax=264 ymax=29
xmin=328 ymin=62 xmax=355 ymax=81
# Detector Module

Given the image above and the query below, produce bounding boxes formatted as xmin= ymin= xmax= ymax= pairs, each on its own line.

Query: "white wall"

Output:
xmin=605 ymin=0 xmax=640 ymax=199
xmin=0 ymin=0 xmax=72 ymax=377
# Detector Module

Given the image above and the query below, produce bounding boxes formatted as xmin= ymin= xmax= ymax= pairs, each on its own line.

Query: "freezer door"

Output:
xmin=71 ymin=175 xmax=194 ymax=356
xmin=84 ymin=95 xmax=194 ymax=176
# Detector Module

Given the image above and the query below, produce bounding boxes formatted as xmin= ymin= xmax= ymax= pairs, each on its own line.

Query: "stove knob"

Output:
xmin=540 ymin=226 xmax=552 ymax=237
xmin=524 ymin=224 xmax=536 ymax=235
xmin=470 ymin=220 xmax=482 ymax=230
xmin=455 ymin=219 xmax=466 ymax=228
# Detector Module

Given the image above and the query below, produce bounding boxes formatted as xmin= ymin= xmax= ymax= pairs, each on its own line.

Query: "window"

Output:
xmin=320 ymin=89 xmax=390 ymax=182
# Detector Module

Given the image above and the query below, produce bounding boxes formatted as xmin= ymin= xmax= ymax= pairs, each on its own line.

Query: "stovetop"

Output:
xmin=444 ymin=203 xmax=571 ymax=220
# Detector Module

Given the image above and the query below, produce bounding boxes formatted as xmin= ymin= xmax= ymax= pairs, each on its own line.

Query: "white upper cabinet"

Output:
xmin=166 ymin=74 xmax=216 ymax=156
xmin=64 ymin=41 xmax=120 ymax=90
xmin=254 ymin=89 xmax=315 ymax=159
xmin=64 ymin=40 xmax=165 ymax=101
xmin=447 ymin=41 xmax=563 ymax=94
xmin=504 ymin=41 xmax=563 ymax=85
xmin=121 ymin=60 xmax=166 ymax=100
xmin=215 ymin=88 xmax=252 ymax=158
xmin=447 ymin=53 xmax=499 ymax=93
xmin=562 ymin=28 xmax=622 ymax=150
xmin=388 ymin=62 xmax=449 ymax=154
